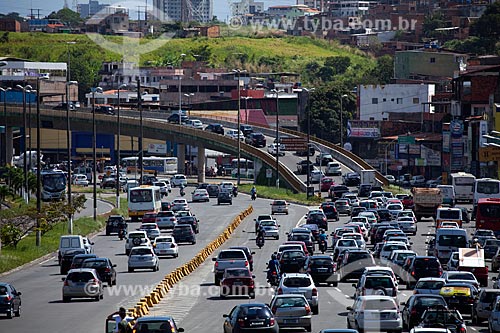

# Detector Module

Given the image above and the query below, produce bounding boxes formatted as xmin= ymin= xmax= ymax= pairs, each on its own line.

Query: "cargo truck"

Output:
xmin=411 ymin=187 xmax=442 ymax=221
xmin=360 ymin=169 xmax=377 ymax=186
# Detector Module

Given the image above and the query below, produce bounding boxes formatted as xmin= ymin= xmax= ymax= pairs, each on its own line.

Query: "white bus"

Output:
xmin=122 ymin=156 xmax=178 ymax=175
xmin=473 ymin=178 xmax=500 ymax=219
xmin=450 ymin=172 xmax=476 ymax=202
xmin=230 ymin=158 xmax=255 ymax=179
xmin=127 ymin=185 xmax=162 ymax=221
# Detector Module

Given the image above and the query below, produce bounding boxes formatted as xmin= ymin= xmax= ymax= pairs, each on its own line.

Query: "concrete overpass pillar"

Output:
xmin=177 ymin=143 xmax=185 ymax=174
xmin=6 ymin=126 xmax=13 ymax=165
xmin=197 ymin=145 xmax=205 ymax=184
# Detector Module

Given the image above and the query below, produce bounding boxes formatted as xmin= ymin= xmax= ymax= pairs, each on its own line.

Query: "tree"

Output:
xmin=471 ymin=2 xmax=500 ymax=40
xmin=324 ymin=56 xmax=351 ymax=76
xmin=47 ymin=8 xmax=83 ymax=27
xmin=422 ymin=13 xmax=447 ymax=38
xmin=0 ymin=185 xmax=14 ymax=210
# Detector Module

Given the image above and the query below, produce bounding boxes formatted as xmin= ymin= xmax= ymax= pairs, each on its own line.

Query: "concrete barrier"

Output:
xmin=130 ymin=205 xmax=254 ymax=319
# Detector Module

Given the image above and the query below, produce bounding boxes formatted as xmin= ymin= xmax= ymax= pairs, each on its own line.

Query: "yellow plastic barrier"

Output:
xmin=132 ymin=205 xmax=253 ymax=318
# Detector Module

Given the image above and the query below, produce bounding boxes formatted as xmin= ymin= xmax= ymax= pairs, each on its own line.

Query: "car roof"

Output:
xmin=417 ymin=277 xmax=446 ymax=282
xmin=67 ymin=268 xmax=98 ymax=274
xmin=357 ymin=295 xmax=396 ymax=300
xmin=136 ymin=316 xmax=175 ymax=322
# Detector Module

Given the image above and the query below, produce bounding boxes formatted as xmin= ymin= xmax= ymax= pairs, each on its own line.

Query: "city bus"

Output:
xmin=41 ymin=169 xmax=67 ymax=201
xmin=473 ymin=178 xmax=500 ymax=219
xmin=230 ymin=158 xmax=255 ymax=179
xmin=127 ymin=185 xmax=162 ymax=221
xmin=476 ymin=198 xmax=500 ymax=238
xmin=122 ymin=157 xmax=178 ymax=175
xmin=450 ymin=172 xmax=476 ymax=202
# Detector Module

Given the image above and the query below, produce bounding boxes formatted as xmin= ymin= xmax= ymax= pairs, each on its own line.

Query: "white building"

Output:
xmin=231 ymin=0 xmax=264 ymax=16
xmin=153 ymin=0 xmax=213 ymax=23
xmin=329 ymin=0 xmax=371 ymax=17
xmin=358 ymin=84 xmax=435 ymax=121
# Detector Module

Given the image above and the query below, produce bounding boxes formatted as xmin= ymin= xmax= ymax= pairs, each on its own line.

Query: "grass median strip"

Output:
xmin=0 ymin=198 xmax=128 ymax=275
xmin=238 ymin=184 xmax=322 ymax=205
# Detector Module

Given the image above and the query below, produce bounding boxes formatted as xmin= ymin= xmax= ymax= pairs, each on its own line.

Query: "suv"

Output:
xmin=239 ymin=124 xmax=254 ymax=137
xmin=329 ymin=185 xmax=349 ymax=200
xmin=172 ymin=224 xmax=196 ymax=244
xmin=353 ymin=273 xmax=398 ymax=298
xmin=62 ymin=268 xmax=104 ymax=302
xmin=105 ymin=215 xmax=127 ymax=235
xmin=217 ymin=191 xmax=232 ymax=205
xmin=170 ymin=174 xmax=187 ymax=187
xmin=125 ymin=231 xmax=151 ymax=255
xmin=204 ymin=123 xmax=224 ymax=134
xmin=277 ymin=273 xmax=319 ymax=314
xmin=100 ymin=177 xmax=116 ymax=189
xmin=245 ymin=132 xmax=266 ymax=147
xmin=325 ymin=162 xmax=342 ymax=176
xmin=167 ymin=113 xmax=188 ymax=123
xmin=404 ymin=256 xmax=443 ymax=288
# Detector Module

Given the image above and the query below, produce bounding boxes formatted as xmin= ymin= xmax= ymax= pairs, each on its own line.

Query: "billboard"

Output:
xmin=347 ymin=120 xmax=380 ymax=138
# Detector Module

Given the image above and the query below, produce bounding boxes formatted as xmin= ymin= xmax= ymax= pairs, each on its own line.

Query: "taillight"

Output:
xmin=245 ymin=261 xmax=249 ymax=267
xmin=237 ymin=319 xmax=245 ymax=327
xmin=277 ymin=288 xmax=283 ymax=295
xmin=215 ymin=262 xmax=219 ymax=268
xmin=305 ymin=304 xmax=311 ymax=313
xmin=105 ymin=268 xmax=111 ymax=273
xmin=411 ymin=270 xmax=415 ymax=276
xmin=459 ymin=326 xmax=466 ymax=333
xmin=271 ymin=306 xmax=277 ymax=313
xmin=312 ymin=288 xmax=318 ymax=296
xmin=269 ymin=318 xmax=275 ymax=326
xmin=70 ymin=264 xmax=76 ymax=269
xmin=411 ymin=308 xmax=417 ymax=316
xmin=5 ymin=295 xmax=12 ymax=301
xmin=63 ymin=280 xmax=69 ymax=287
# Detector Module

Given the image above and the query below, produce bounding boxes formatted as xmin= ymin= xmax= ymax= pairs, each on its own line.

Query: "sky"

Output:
xmin=1 ymin=0 xmax=294 ymax=22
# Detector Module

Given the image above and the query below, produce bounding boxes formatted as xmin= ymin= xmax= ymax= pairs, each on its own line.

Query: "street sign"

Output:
xmin=398 ymin=135 xmax=415 ymax=145
xmin=266 ymin=169 xmax=273 ymax=179
xmin=479 ymin=146 xmax=500 ymax=162
xmin=280 ymin=137 xmax=307 ymax=151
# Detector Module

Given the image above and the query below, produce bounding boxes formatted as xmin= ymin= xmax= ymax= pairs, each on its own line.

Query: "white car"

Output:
xmin=139 ymin=223 xmax=161 ymax=241
xmin=72 ymin=174 xmax=89 ymax=186
xmin=386 ymin=203 xmax=404 ymax=219
xmin=310 ymin=169 xmax=324 ymax=183
xmin=325 ymin=161 xmax=342 ymax=176
xmin=347 ymin=296 xmax=402 ymax=332
xmin=153 ymin=236 xmax=178 ymax=258
xmin=277 ymin=273 xmax=319 ymax=314
xmin=171 ymin=198 xmax=189 ymax=211
xmin=397 ymin=217 xmax=417 ymax=235
xmin=191 ymin=189 xmax=209 ymax=202
xmin=334 ymin=238 xmax=359 ymax=257
xmin=267 ymin=143 xmax=285 ymax=156
xmin=155 ymin=211 xmax=177 ymax=229
xmin=380 ymin=241 xmax=409 ymax=261
xmin=128 ymin=246 xmax=159 ymax=272
xmin=125 ymin=231 xmax=152 ymax=255
xmin=225 ymin=129 xmax=245 ymax=141
xmin=186 ymin=119 xmax=203 ymax=129
xmin=153 ymin=181 xmax=169 ymax=197
xmin=219 ymin=181 xmax=234 ymax=192
xmin=171 ymin=174 xmax=187 ymax=187
xmin=341 ymin=233 xmax=366 ymax=249
xmin=258 ymin=219 xmax=280 ymax=239
xmin=157 ymin=178 xmax=172 ymax=192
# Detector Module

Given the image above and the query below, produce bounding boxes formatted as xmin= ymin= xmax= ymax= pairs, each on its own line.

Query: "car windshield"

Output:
xmin=438 ymin=235 xmax=467 ymax=247
xmin=274 ymin=297 xmax=306 ymax=307
xmin=67 ymin=272 xmax=95 ymax=282
xmin=283 ymin=277 xmax=311 ymax=287
xmin=414 ymin=259 xmax=440 ymax=269
xmin=422 ymin=310 xmax=462 ymax=324
xmin=129 ymin=233 xmax=145 ymax=239
xmin=156 ymin=237 xmax=173 ymax=243
xmin=363 ymin=299 xmax=396 ymax=310
xmin=348 ymin=252 xmax=372 ymax=261
xmin=292 ymin=234 xmax=310 ymax=241
xmin=338 ymin=239 xmax=356 ymax=247
xmin=311 ymin=258 xmax=333 ymax=265
xmin=140 ymin=224 xmax=156 ymax=229
xmin=129 ymin=189 xmax=152 ymax=202
xmin=448 ymin=273 xmax=475 ymax=280
xmin=157 ymin=212 xmax=174 ymax=217
xmin=131 ymin=248 xmax=152 ymax=255
xmin=416 ymin=280 xmax=445 ymax=289
xmin=415 ymin=297 xmax=446 ymax=308
xmin=239 ymin=306 xmax=271 ymax=319
xmin=283 ymin=251 xmax=305 ymax=259
xmin=135 ymin=322 xmax=173 ymax=331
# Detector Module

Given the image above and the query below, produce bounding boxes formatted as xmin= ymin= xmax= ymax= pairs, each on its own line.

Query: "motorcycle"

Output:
xmin=118 ymin=228 xmax=127 ymax=240
xmin=319 ymin=239 xmax=328 ymax=253
xmin=256 ymin=235 xmax=265 ymax=249
xmin=267 ymin=269 xmax=279 ymax=287
xmin=232 ymin=186 xmax=238 ymax=197
xmin=251 ymin=192 xmax=257 ymax=201
xmin=180 ymin=186 xmax=185 ymax=197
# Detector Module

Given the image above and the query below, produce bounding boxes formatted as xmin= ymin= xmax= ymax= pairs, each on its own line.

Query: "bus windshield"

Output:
xmin=129 ymin=189 xmax=153 ymax=202
xmin=42 ymin=173 xmax=66 ymax=191
xmin=477 ymin=181 xmax=500 ymax=194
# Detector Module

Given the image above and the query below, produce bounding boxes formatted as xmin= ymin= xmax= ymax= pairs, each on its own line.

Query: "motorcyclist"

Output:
xmin=250 ymin=186 xmax=257 ymax=199
xmin=256 ymin=226 xmax=265 ymax=247
xmin=472 ymin=237 xmax=483 ymax=249
xmin=180 ymin=184 xmax=185 ymax=196
xmin=232 ymin=186 xmax=238 ymax=197
xmin=318 ymin=229 xmax=328 ymax=252
xmin=267 ymin=253 xmax=280 ymax=282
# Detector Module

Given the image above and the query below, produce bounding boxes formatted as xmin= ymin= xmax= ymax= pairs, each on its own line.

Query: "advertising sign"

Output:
xmin=347 ymin=120 xmax=380 ymax=138
xmin=147 ymin=143 xmax=167 ymax=154
xmin=450 ymin=120 xmax=464 ymax=138
xmin=421 ymin=145 xmax=441 ymax=166
xmin=442 ymin=131 xmax=450 ymax=153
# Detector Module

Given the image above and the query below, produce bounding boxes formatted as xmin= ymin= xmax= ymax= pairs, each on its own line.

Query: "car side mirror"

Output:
xmin=212 ymin=258 xmax=217 ymax=261
xmin=251 ymin=252 xmax=255 ymax=255
xmin=178 ymin=328 xmax=185 ymax=332
xmin=113 ymin=264 xmax=117 ymax=267
xmin=91 ymin=242 xmax=95 ymax=245
xmin=493 ymin=277 xmax=497 ymax=281
xmin=252 ymin=275 xmax=256 ymax=278
xmin=400 ymin=302 xmax=406 ymax=306
xmin=222 ymin=314 xmax=229 ymax=318
xmin=346 ymin=306 xmax=353 ymax=311
xmin=61 ymin=278 xmax=66 ymax=281
xmin=352 ymin=283 xmax=357 ymax=288
xmin=16 ymin=291 xmax=21 ymax=295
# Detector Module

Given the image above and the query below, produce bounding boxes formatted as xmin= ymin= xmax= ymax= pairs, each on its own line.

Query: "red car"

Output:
xmin=142 ymin=212 xmax=157 ymax=223
xmin=219 ymin=268 xmax=255 ymax=298
xmin=283 ymin=241 xmax=309 ymax=256
xmin=402 ymin=195 xmax=414 ymax=209
xmin=320 ymin=177 xmax=335 ymax=192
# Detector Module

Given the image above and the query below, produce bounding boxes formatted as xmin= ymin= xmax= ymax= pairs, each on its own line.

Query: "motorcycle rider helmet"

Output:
xmin=271 ymin=253 xmax=277 ymax=260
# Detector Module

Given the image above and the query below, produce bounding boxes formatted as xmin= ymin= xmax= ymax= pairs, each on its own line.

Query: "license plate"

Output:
xmin=284 ymin=319 xmax=298 ymax=324
xmin=233 ymin=282 xmax=243 ymax=286
xmin=159 ymin=250 xmax=167 ymax=254
xmin=139 ymin=257 xmax=145 ymax=261
xmin=250 ymin=321 xmax=264 ymax=326
xmin=317 ymin=268 xmax=328 ymax=272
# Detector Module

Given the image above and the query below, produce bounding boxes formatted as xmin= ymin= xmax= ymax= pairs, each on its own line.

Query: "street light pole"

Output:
xmin=0 ymin=87 xmax=11 ymax=165
xmin=66 ymin=81 xmax=77 ymax=234
xmin=178 ymin=53 xmax=186 ymax=125
xmin=271 ymin=89 xmax=282 ymax=188
xmin=137 ymin=79 xmax=144 ymax=183
xmin=233 ymin=69 xmax=245 ymax=186
xmin=116 ymin=84 xmax=127 ymax=209
xmin=302 ymin=88 xmax=315 ymax=198
xmin=35 ymin=77 xmax=45 ymax=246
xmin=340 ymin=94 xmax=348 ymax=148
xmin=16 ymin=84 xmax=32 ymax=203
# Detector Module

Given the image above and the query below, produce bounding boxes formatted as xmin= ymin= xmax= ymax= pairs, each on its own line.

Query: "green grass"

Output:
xmin=238 ymin=184 xmax=322 ymax=205
xmin=0 ymin=198 xmax=128 ymax=274
xmin=383 ymin=185 xmax=411 ymax=196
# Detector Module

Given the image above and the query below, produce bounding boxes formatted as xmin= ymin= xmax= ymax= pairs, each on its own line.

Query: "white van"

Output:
xmin=437 ymin=185 xmax=456 ymax=206
xmin=434 ymin=228 xmax=468 ymax=263
xmin=58 ymin=235 xmax=93 ymax=264
xmin=436 ymin=207 xmax=462 ymax=228
xmin=325 ymin=162 xmax=342 ymax=176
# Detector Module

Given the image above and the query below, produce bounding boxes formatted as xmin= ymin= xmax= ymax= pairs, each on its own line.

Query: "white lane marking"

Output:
xmin=470 ymin=327 xmax=477 ymax=331
xmin=334 ymin=287 xmax=342 ymax=292
xmin=402 ymin=293 xmax=407 ymax=297
xmin=345 ymin=294 xmax=351 ymax=298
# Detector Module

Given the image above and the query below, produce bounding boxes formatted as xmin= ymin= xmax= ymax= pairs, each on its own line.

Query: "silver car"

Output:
xmin=347 ymin=296 xmax=402 ymax=332
xmin=413 ymin=277 xmax=446 ymax=295
xmin=128 ymin=246 xmax=159 ymax=272
xmin=277 ymin=273 xmax=319 ymax=314
xmin=397 ymin=217 xmax=417 ymax=235
xmin=490 ymin=296 xmax=500 ymax=333
xmin=62 ymin=268 xmax=104 ymax=302
xmin=472 ymin=289 xmax=500 ymax=324
xmin=155 ymin=211 xmax=177 ymax=229
xmin=270 ymin=294 xmax=312 ymax=331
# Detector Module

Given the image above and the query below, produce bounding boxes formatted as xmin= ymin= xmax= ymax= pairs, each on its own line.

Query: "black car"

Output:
xmin=376 ymin=209 xmax=392 ymax=222
xmin=161 ymin=202 xmax=172 ymax=211
xmin=306 ymin=212 xmax=328 ymax=230
xmin=96 ymin=105 xmax=115 ymax=115
xmin=53 ymin=102 xmax=75 ymax=111
xmin=405 ymin=256 xmax=443 ymax=288
xmin=172 ymin=224 xmax=196 ymax=244
xmin=197 ymin=183 xmax=210 ymax=190
xmin=206 ymin=184 xmax=220 ymax=198
xmin=296 ymin=160 xmax=314 ymax=175
xmin=70 ymin=253 xmax=98 ymax=270
xmin=289 ymin=233 xmax=314 ymax=254
xmin=81 ymin=257 xmax=117 ymax=286
xmin=401 ymin=295 xmax=448 ymax=330
xmin=100 ymin=177 xmax=116 ymax=189
xmin=223 ymin=303 xmax=278 ymax=333
xmin=105 ymin=215 xmax=127 ymax=235
xmin=141 ymin=175 xmax=158 ymax=185
xmin=239 ymin=124 xmax=254 ymax=137
xmin=343 ymin=172 xmax=361 ymax=186
xmin=167 ymin=113 xmax=189 ymax=123
xmin=320 ymin=203 xmax=339 ymax=221
xmin=280 ymin=250 xmax=307 ymax=273
xmin=0 ymin=283 xmax=21 ymax=319
xmin=245 ymin=132 xmax=266 ymax=147
xmin=217 ymin=191 xmax=232 ymax=205
xmin=339 ymin=249 xmax=375 ymax=281
xmin=351 ymin=206 xmax=366 ymax=217
xmin=60 ymin=248 xmax=87 ymax=275
xmin=329 ymin=185 xmax=349 ymax=200
xmin=230 ymin=246 xmax=255 ymax=271
xmin=358 ymin=184 xmax=372 ymax=197
xmin=205 ymin=123 xmax=224 ymax=134
xmin=177 ymin=216 xmax=200 ymax=234
xmin=303 ymin=255 xmax=337 ymax=286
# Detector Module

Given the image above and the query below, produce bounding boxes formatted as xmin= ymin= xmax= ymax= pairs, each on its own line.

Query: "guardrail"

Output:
xmin=128 ymin=205 xmax=254 ymax=318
